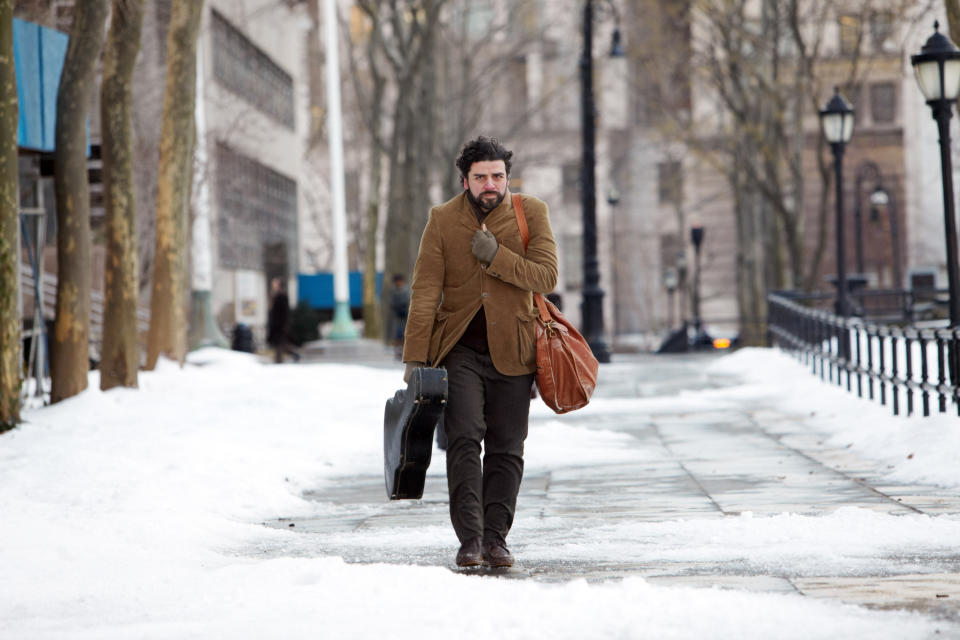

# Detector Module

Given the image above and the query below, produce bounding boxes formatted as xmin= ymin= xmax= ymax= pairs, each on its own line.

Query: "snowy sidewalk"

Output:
xmin=4 ymin=345 xmax=960 ymax=638
xmin=268 ymin=351 xmax=960 ymax=618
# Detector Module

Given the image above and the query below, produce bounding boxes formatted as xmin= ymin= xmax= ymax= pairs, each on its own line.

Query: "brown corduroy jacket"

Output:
xmin=402 ymin=190 xmax=559 ymax=375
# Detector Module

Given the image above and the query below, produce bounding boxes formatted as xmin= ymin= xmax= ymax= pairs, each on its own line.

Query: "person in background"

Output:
xmin=267 ymin=277 xmax=300 ymax=364
xmin=401 ymin=136 xmax=558 ymax=568
xmin=390 ymin=273 xmax=411 ymax=360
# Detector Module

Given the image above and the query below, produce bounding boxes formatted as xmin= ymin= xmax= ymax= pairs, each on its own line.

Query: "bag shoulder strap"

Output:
xmin=512 ymin=193 xmax=530 ymax=251
xmin=512 ymin=193 xmax=552 ymax=322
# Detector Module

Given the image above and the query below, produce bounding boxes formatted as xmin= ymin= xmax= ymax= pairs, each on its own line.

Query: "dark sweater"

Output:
xmin=458 ymin=203 xmax=491 ymax=353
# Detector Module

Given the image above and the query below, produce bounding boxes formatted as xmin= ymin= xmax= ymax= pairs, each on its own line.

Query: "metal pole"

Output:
xmin=833 ymin=143 xmax=849 ymax=319
xmin=933 ymin=101 xmax=960 ymax=384
xmin=934 ymin=102 xmax=960 ymax=327
xmin=323 ymin=0 xmax=358 ymax=340
xmin=579 ymin=0 xmax=610 ymax=363
xmin=832 ymin=142 xmax=850 ymax=362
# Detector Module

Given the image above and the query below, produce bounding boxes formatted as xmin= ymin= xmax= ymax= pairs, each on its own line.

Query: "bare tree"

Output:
xmin=0 ymin=0 xmax=20 ymax=428
xmin=632 ymin=0 xmax=916 ymax=344
xmin=343 ymin=2 xmax=387 ymax=339
xmin=100 ymin=0 xmax=144 ymax=390
xmin=51 ymin=0 xmax=108 ymax=402
xmin=343 ymin=1 xmax=550 ymax=340
xmin=145 ymin=0 xmax=203 ymax=370
xmin=947 ymin=0 xmax=960 ymax=44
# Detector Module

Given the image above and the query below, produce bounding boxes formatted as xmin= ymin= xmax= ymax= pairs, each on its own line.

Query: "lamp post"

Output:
xmin=579 ymin=0 xmax=622 ymax=364
xmin=663 ymin=267 xmax=678 ymax=331
xmin=911 ymin=22 xmax=960 ymax=341
xmin=819 ymin=88 xmax=855 ymax=323
xmin=853 ymin=160 xmax=902 ymax=289
xmin=690 ymin=225 xmax=704 ymax=341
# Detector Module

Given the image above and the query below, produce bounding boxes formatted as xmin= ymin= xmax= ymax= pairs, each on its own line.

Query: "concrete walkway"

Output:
xmin=265 ymin=348 xmax=960 ymax=622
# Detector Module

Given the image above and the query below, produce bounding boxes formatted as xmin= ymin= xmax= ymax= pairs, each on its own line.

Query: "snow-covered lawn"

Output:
xmin=0 ymin=347 xmax=956 ymax=639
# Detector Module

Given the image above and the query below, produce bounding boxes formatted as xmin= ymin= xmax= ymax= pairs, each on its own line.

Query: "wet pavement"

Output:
xmin=263 ymin=346 xmax=960 ymax=621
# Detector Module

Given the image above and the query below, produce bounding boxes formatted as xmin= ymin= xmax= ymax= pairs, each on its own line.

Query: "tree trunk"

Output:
xmin=947 ymin=0 xmax=960 ymax=47
xmin=100 ymin=0 xmax=144 ymax=390
xmin=0 ymin=0 xmax=19 ymax=428
xmin=145 ymin=0 xmax=203 ymax=370
xmin=51 ymin=0 xmax=108 ymax=403
xmin=362 ymin=145 xmax=382 ymax=339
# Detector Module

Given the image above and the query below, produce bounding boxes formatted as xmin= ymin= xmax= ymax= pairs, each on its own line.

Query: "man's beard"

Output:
xmin=467 ymin=189 xmax=505 ymax=213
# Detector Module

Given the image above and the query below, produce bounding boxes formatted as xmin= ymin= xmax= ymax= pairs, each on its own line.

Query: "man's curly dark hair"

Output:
xmin=455 ymin=136 xmax=514 ymax=180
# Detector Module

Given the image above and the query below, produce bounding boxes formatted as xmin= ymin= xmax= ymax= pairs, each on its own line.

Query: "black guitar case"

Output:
xmin=383 ymin=366 xmax=447 ymax=500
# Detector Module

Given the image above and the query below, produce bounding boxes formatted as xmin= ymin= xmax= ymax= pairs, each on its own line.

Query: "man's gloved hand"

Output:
xmin=471 ymin=226 xmax=498 ymax=264
xmin=403 ymin=361 xmax=425 ymax=384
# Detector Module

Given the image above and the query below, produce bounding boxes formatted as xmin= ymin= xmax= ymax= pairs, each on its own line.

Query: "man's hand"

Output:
xmin=471 ymin=225 xmax=498 ymax=264
xmin=403 ymin=361 xmax=424 ymax=383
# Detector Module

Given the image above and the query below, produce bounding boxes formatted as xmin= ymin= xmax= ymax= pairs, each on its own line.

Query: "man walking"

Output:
xmin=402 ymin=137 xmax=558 ymax=567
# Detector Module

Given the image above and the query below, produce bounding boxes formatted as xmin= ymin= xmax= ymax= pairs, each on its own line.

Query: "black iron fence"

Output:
xmin=767 ymin=291 xmax=960 ymax=417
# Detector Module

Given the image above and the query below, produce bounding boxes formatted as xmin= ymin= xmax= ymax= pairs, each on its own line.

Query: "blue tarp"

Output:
xmin=298 ymin=272 xmax=383 ymax=310
xmin=13 ymin=18 xmax=68 ymax=152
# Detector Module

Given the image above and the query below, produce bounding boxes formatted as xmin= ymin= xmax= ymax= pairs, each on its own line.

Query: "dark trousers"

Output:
xmin=441 ymin=344 xmax=534 ymax=544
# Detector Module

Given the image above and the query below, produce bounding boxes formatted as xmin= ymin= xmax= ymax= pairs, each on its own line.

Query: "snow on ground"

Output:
xmin=0 ymin=347 xmax=955 ymax=638
xmin=710 ymin=348 xmax=960 ymax=489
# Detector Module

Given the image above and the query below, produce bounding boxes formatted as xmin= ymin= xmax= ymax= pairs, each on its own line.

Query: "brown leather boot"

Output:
xmin=455 ymin=537 xmax=484 ymax=567
xmin=482 ymin=538 xmax=514 ymax=568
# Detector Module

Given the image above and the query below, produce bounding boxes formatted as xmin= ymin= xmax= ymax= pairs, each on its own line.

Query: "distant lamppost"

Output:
xmin=580 ymin=0 xmax=622 ymax=364
xmin=663 ymin=267 xmax=678 ymax=330
xmin=911 ymin=22 xmax=960 ymax=331
xmin=853 ymin=160 xmax=902 ymax=289
xmin=819 ymin=87 xmax=856 ymax=324
xmin=690 ymin=225 xmax=705 ymax=340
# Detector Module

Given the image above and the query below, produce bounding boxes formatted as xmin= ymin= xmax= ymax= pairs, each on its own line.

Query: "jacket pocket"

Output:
xmin=428 ymin=310 xmax=451 ymax=365
xmin=516 ymin=308 xmax=538 ymax=368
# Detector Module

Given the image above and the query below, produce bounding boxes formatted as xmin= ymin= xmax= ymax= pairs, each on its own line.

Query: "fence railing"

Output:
xmin=767 ymin=291 xmax=960 ymax=417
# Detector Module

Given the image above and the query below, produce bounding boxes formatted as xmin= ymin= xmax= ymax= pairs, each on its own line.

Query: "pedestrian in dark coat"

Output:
xmin=267 ymin=278 xmax=300 ymax=363
xmin=402 ymin=136 xmax=558 ymax=568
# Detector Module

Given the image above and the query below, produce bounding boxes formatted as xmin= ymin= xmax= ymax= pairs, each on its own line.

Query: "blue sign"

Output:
xmin=13 ymin=18 xmax=68 ymax=152
xmin=297 ymin=272 xmax=383 ymax=310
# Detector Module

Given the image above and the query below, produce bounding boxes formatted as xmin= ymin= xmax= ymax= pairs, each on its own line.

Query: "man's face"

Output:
xmin=463 ymin=160 xmax=508 ymax=213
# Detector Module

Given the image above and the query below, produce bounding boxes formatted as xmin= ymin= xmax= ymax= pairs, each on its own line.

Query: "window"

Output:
xmin=562 ymin=163 xmax=581 ymax=206
xmin=453 ymin=1 xmax=494 ymax=39
xmin=870 ymin=11 xmax=894 ymax=52
xmin=838 ymin=14 xmax=862 ymax=56
xmin=216 ymin=143 xmax=298 ymax=270
xmin=506 ymin=56 xmax=529 ymax=123
xmin=562 ymin=234 xmax=583 ymax=289
xmin=211 ymin=11 xmax=295 ymax=129
xmin=842 ymin=84 xmax=863 ymax=119
xmin=657 ymin=161 xmax=683 ymax=205
xmin=659 ymin=233 xmax=682 ymax=275
xmin=870 ymin=82 xmax=896 ymax=124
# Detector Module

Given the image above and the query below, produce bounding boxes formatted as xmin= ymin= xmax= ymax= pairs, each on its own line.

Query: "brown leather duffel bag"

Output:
xmin=512 ymin=194 xmax=599 ymax=413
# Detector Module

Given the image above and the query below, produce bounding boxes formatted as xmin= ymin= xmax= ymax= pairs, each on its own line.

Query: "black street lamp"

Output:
xmin=819 ymin=87 xmax=856 ymax=324
xmin=912 ymin=21 xmax=960 ymax=385
xmin=912 ymin=22 xmax=960 ymax=332
xmin=579 ymin=0 xmax=622 ymax=364
xmin=690 ymin=225 xmax=705 ymax=340
xmin=853 ymin=160 xmax=902 ymax=289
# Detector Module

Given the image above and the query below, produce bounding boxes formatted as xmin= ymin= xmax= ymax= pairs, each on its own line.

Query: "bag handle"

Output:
xmin=512 ymin=193 xmax=552 ymax=323
xmin=512 ymin=193 xmax=530 ymax=250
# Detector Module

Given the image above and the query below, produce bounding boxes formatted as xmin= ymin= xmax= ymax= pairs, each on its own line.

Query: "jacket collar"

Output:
xmin=457 ymin=189 xmax=513 ymax=232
